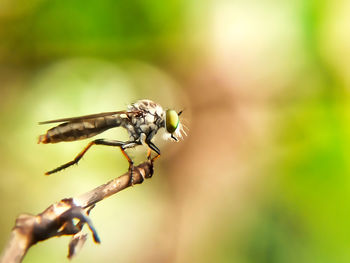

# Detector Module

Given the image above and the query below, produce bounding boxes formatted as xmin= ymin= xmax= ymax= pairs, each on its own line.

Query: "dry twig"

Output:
xmin=0 ymin=160 xmax=154 ymax=263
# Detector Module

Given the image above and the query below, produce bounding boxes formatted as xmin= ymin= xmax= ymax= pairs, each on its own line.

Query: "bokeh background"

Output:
xmin=1 ymin=0 xmax=350 ymax=262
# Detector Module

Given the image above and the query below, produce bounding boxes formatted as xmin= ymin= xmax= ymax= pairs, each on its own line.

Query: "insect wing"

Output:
xmin=39 ymin=110 xmax=141 ymax=124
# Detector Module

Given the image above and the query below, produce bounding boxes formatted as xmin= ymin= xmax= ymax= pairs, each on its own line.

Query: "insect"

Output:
xmin=38 ymin=99 xmax=186 ymax=181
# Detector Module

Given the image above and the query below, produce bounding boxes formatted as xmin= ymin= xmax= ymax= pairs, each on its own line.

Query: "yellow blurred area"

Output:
xmin=1 ymin=0 xmax=350 ymax=262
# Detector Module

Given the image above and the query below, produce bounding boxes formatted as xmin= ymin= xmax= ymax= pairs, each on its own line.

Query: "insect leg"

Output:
xmin=45 ymin=139 xmax=138 ymax=175
xmin=147 ymin=149 xmax=152 ymax=159
xmin=94 ymin=139 xmax=140 ymax=185
xmin=45 ymin=141 xmax=96 ymax=175
xmin=145 ymin=137 xmax=161 ymax=162
xmin=120 ymin=147 xmax=136 ymax=185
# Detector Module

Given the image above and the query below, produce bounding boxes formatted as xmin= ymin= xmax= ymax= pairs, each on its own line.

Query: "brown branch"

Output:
xmin=0 ymin=160 xmax=154 ymax=263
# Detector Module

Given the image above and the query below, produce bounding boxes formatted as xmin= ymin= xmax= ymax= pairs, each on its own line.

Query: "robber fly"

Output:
xmin=38 ymin=99 xmax=186 ymax=180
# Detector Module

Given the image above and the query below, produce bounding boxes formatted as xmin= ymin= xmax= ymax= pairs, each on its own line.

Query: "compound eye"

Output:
xmin=166 ymin=110 xmax=179 ymax=133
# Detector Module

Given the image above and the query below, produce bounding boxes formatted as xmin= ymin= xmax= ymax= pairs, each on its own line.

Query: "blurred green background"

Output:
xmin=1 ymin=0 xmax=350 ymax=262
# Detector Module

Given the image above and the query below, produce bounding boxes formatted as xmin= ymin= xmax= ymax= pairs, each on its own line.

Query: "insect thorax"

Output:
xmin=123 ymin=100 xmax=165 ymax=141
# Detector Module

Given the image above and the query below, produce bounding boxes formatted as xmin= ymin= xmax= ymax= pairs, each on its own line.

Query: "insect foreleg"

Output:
xmin=145 ymin=135 xmax=161 ymax=162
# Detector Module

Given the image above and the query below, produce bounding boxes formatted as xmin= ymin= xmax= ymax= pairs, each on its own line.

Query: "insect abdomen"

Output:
xmin=38 ymin=116 xmax=121 ymax=144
